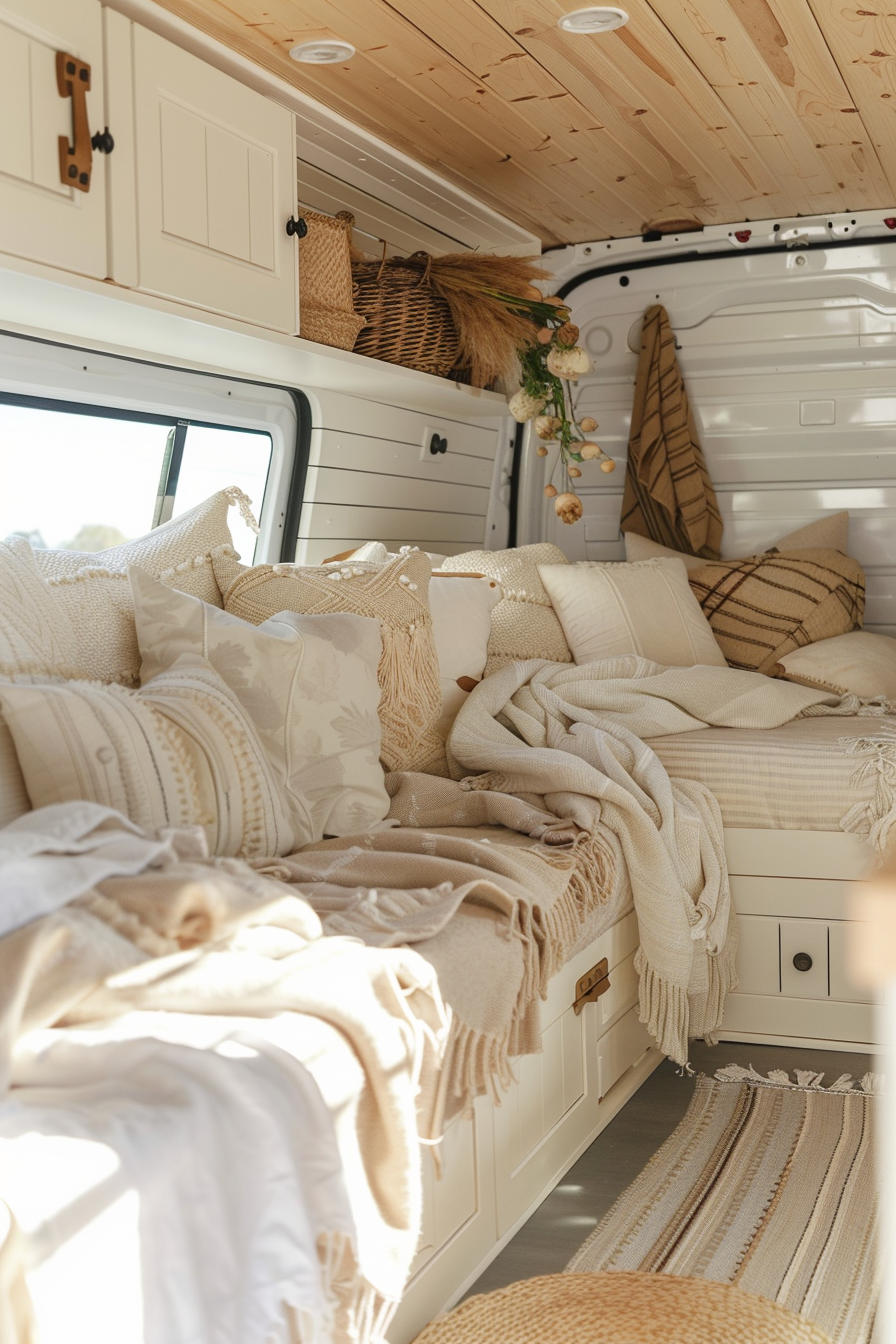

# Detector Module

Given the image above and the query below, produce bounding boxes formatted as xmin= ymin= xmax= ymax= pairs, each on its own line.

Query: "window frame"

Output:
xmin=0 ymin=331 xmax=306 ymax=562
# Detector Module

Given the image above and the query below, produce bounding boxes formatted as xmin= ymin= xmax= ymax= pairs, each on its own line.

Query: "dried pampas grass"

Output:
xmin=351 ymin=249 xmax=559 ymax=388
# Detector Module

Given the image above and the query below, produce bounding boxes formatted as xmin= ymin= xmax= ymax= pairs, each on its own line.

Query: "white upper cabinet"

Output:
xmin=0 ymin=0 xmax=107 ymax=277
xmin=119 ymin=24 xmax=298 ymax=334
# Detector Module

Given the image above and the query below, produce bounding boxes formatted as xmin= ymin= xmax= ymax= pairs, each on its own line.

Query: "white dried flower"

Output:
xmin=546 ymin=346 xmax=593 ymax=380
xmin=508 ymin=389 xmax=547 ymax=422
xmin=578 ymin=442 xmax=602 ymax=460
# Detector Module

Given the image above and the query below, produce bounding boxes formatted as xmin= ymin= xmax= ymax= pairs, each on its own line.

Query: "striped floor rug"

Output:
xmin=566 ymin=1065 xmax=881 ymax=1344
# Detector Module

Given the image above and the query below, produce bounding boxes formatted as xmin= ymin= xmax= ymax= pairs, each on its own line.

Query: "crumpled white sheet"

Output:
xmin=1 ymin=1011 xmax=354 ymax=1344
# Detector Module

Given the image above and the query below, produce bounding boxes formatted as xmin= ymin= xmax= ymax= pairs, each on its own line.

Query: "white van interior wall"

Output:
xmin=294 ymin=388 xmax=514 ymax=565
xmin=525 ymin=240 xmax=896 ymax=639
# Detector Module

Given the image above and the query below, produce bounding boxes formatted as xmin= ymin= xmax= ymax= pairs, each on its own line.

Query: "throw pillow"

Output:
xmin=130 ymin=566 xmax=389 ymax=839
xmin=0 ymin=659 xmax=299 ymax=859
xmin=538 ymin=558 xmax=728 ymax=668
xmin=212 ymin=546 xmax=444 ymax=775
xmin=624 ymin=512 xmax=850 ymax=569
xmin=0 ymin=535 xmax=86 ymax=829
xmin=687 ymin=548 xmax=865 ymax=674
xmin=775 ymin=631 xmax=896 ymax=699
xmin=25 ymin=487 xmax=256 ymax=686
xmin=427 ymin=575 xmax=503 ymax=738
xmin=438 ymin=543 xmax=573 ymax=674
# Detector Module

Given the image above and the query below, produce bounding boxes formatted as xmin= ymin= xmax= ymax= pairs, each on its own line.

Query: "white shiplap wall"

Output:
xmin=295 ymin=388 xmax=514 ymax=564
xmin=526 ymin=240 xmax=896 ymax=638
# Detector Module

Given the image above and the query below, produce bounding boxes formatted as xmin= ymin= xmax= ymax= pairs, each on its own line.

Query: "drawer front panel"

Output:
xmin=779 ymin=918 xmax=830 ymax=999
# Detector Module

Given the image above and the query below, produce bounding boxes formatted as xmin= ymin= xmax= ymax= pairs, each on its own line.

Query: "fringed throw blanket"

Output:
xmin=0 ymin=804 xmax=449 ymax=1344
xmin=258 ymin=773 xmax=616 ymax=1125
xmin=444 ymin=656 xmax=873 ymax=1067
xmin=622 ymin=303 xmax=723 ymax=560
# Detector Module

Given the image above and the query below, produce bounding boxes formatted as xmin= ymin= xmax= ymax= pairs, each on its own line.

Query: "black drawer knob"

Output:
xmin=792 ymin=952 xmax=813 ymax=973
xmin=91 ymin=128 xmax=114 ymax=154
xmin=429 ymin=433 xmax=448 ymax=455
xmin=286 ymin=216 xmax=308 ymax=238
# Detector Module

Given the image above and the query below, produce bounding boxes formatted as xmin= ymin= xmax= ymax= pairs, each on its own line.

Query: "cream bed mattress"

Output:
xmin=645 ymin=714 xmax=895 ymax=832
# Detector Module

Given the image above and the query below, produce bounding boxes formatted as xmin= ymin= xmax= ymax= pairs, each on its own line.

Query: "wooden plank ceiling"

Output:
xmin=151 ymin=0 xmax=896 ymax=247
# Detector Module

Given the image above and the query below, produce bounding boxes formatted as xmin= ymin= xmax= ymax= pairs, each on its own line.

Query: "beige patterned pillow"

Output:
xmin=438 ymin=543 xmax=573 ymax=675
xmin=131 ymin=566 xmax=389 ymax=838
xmin=775 ymin=631 xmax=896 ymax=699
xmin=25 ymin=488 xmax=256 ymax=686
xmin=624 ymin=512 xmax=850 ymax=569
xmin=212 ymin=546 xmax=444 ymax=775
xmin=687 ymin=548 xmax=865 ymax=674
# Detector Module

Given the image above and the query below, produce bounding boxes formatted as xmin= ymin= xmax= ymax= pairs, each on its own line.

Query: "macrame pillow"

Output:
xmin=212 ymin=546 xmax=444 ymax=775
xmin=438 ymin=543 xmax=573 ymax=675
xmin=24 ymin=487 xmax=256 ymax=686
xmin=687 ymin=548 xmax=865 ymax=674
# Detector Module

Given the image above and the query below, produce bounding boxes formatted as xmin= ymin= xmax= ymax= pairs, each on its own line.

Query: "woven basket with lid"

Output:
xmin=351 ymin=252 xmax=461 ymax=378
xmin=296 ymin=208 xmax=366 ymax=351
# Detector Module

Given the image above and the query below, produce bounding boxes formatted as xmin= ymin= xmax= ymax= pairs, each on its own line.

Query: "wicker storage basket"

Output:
xmin=351 ymin=252 xmax=461 ymax=377
xmin=297 ymin=208 xmax=366 ymax=351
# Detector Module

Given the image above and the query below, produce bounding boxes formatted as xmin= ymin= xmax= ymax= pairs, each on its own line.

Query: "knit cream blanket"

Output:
xmin=444 ymin=654 xmax=862 ymax=1067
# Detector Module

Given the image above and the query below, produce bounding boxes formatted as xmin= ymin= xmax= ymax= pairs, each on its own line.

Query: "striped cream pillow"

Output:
xmin=688 ymin=548 xmax=865 ymax=675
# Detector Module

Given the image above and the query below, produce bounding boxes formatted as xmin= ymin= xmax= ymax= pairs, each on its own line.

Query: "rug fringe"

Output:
xmin=714 ymin=1063 xmax=885 ymax=1094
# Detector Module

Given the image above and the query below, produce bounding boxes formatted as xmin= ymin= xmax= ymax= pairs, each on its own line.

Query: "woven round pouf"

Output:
xmin=412 ymin=1274 xmax=833 ymax=1344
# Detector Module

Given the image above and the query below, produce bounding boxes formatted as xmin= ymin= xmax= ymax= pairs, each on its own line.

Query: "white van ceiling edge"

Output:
xmin=103 ymin=0 xmax=540 ymax=258
xmin=544 ymin=208 xmax=896 ymax=289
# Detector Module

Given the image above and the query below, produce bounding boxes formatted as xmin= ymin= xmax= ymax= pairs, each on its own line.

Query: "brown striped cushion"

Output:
xmin=687 ymin=547 xmax=865 ymax=674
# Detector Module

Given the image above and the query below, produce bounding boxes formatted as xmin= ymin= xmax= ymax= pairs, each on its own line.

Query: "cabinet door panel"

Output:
xmin=129 ymin=25 xmax=297 ymax=333
xmin=0 ymin=0 xmax=106 ymax=276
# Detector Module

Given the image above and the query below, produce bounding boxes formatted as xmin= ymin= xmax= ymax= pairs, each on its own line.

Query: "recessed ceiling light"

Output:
xmin=288 ymin=39 xmax=355 ymax=64
xmin=557 ymin=7 xmax=629 ymax=34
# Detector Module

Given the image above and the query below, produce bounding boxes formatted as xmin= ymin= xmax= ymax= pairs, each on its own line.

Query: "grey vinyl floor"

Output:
xmin=465 ymin=1038 xmax=873 ymax=1300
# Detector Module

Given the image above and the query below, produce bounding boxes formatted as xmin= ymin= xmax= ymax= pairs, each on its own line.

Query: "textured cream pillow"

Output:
xmin=538 ymin=558 xmax=728 ymax=668
xmin=0 ymin=536 xmax=87 ymax=828
xmin=428 ymin=575 xmax=503 ymax=738
xmin=0 ymin=660 xmax=300 ymax=858
xmin=439 ymin=543 xmax=573 ymax=674
xmin=775 ymin=631 xmax=896 ymax=698
xmin=624 ymin=512 xmax=850 ymax=569
xmin=25 ymin=487 xmax=255 ymax=686
xmin=212 ymin=546 xmax=444 ymax=775
xmin=131 ymin=566 xmax=389 ymax=839
xmin=688 ymin=548 xmax=865 ymax=675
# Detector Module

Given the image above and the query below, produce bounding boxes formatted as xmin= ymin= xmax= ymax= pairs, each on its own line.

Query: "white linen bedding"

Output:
xmin=0 ymin=807 xmax=450 ymax=1344
xmin=646 ymin=714 xmax=896 ymax=834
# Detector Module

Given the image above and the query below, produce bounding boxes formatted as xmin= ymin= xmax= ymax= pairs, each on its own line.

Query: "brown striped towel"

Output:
xmin=687 ymin=547 xmax=865 ymax=674
xmin=621 ymin=304 xmax=722 ymax=560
